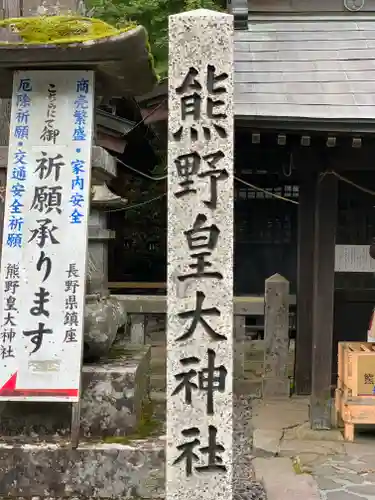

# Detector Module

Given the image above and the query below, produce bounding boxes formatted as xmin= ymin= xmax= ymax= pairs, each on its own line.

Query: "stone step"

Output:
xmin=235 ymin=379 xmax=263 ymax=396
xmin=151 ymin=352 xmax=294 ymax=368
xmin=150 ymin=379 xmax=265 ymax=403
xmin=150 ymin=357 xmax=165 ymax=371
xmin=0 ymin=345 xmax=150 ymax=438
xmin=149 ymin=341 xmax=294 ymax=399
xmin=151 ymin=345 xmax=165 ymax=358
xmin=151 ymin=341 xmax=295 ymax=354
xmin=150 ymin=343 xmax=294 ymax=363
xmin=150 ymin=374 xmax=166 ymax=392
xmin=150 ymin=391 xmax=166 ymax=419
xmin=150 ymin=359 xmax=295 ymax=378
xmin=0 ymin=438 xmax=165 ymax=499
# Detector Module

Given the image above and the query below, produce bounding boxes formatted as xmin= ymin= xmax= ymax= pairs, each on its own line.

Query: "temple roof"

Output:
xmin=235 ymin=17 xmax=375 ymax=121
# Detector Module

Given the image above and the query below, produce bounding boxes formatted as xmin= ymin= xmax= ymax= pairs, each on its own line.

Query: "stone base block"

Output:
xmin=0 ymin=345 xmax=151 ymax=438
xmin=0 ymin=438 xmax=164 ymax=499
xmin=262 ymin=377 xmax=290 ymax=398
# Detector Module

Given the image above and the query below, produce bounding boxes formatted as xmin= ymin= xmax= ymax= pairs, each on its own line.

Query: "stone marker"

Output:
xmin=0 ymin=70 xmax=93 ymax=402
xmin=167 ymin=9 xmax=234 ymax=500
xmin=263 ymin=274 xmax=290 ymax=397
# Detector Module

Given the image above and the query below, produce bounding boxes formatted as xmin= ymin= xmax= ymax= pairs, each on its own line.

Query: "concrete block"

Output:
xmin=80 ymin=345 xmax=151 ymax=437
xmin=0 ymin=345 xmax=151 ymax=438
xmin=251 ymin=397 xmax=309 ymax=432
xmin=0 ymin=438 xmax=164 ymax=498
xmin=253 ymin=429 xmax=282 ymax=457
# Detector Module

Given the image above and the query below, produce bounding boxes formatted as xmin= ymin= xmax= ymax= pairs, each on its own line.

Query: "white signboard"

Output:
xmin=0 ymin=70 xmax=94 ymax=401
xmin=335 ymin=245 xmax=375 ymax=273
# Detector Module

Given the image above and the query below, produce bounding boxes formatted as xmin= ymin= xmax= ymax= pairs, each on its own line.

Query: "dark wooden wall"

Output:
xmin=108 ymin=131 xmax=301 ymax=293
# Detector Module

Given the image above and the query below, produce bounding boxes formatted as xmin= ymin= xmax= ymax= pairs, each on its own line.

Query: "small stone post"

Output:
xmin=234 ymin=315 xmax=245 ymax=379
xmin=167 ymin=9 xmax=234 ymax=500
xmin=263 ymin=274 xmax=290 ymax=398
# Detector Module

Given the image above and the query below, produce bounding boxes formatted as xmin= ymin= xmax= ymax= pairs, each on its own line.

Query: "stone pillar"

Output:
xmin=167 ymin=10 xmax=234 ymax=500
xmin=263 ymin=274 xmax=290 ymax=398
xmin=87 ymin=210 xmax=112 ymax=295
xmin=83 ymin=176 xmax=128 ymax=360
xmin=234 ymin=315 xmax=245 ymax=379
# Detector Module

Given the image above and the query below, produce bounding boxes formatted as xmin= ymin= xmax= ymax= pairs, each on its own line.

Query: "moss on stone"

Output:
xmin=0 ymin=15 xmax=137 ymax=45
xmin=0 ymin=15 xmax=157 ymax=80
xmin=107 ymin=345 xmax=133 ymax=360
xmin=136 ymin=398 xmax=161 ymax=438
xmin=107 ymin=344 xmax=148 ymax=360
xmin=102 ymin=398 xmax=161 ymax=444
xmin=102 ymin=435 xmax=132 ymax=444
xmin=292 ymin=456 xmax=312 ymax=475
xmin=289 ymin=377 xmax=294 ymax=395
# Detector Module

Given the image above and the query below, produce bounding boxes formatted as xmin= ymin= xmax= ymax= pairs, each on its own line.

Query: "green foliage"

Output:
xmin=86 ymin=0 xmax=225 ymax=75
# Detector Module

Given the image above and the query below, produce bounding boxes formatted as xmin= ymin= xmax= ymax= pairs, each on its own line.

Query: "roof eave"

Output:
xmin=236 ymin=115 xmax=375 ymax=134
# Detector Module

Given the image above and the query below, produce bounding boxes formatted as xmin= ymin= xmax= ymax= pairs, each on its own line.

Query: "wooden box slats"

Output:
xmin=335 ymin=342 xmax=375 ymax=441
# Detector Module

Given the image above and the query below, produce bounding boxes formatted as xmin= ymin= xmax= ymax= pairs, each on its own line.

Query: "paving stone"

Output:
xmin=326 ymin=492 xmax=365 ymax=500
xmin=359 ymin=456 xmax=375 ymax=466
xmin=251 ymin=398 xmax=309 ymax=432
xmin=337 ymin=461 xmax=371 ymax=473
xmin=314 ymin=469 xmax=366 ymax=485
xmin=314 ymin=476 xmax=343 ymax=490
xmin=283 ymin=422 xmax=343 ymax=442
xmin=279 ymin=439 xmax=345 ymax=457
xmin=347 ymin=457 xmax=369 ymax=465
xmin=344 ymin=444 xmax=375 ymax=459
xmin=347 ymin=484 xmax=375 ymax=496
xmin=298 ymin=453 xmax=328 ymax=468
xmin=250 ymin=399 xmax=375 ymax=500
xmin=253 ymin=429 xmax=281 ymax=456
xmin=254 ymin=457 xmax=321 ymax=500
xmin=313 ymin=465 xmax=344 ymax=476
xmin=335 ymin=475 xmax=366 ymax=485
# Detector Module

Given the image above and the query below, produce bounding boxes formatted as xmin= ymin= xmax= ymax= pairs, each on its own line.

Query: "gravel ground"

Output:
xmin=233 ymin=394 xmax=266 ymax=500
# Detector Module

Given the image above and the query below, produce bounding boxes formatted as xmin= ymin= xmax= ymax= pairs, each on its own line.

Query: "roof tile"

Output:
xmin=235 ymin=19 xmax=375 ymax=119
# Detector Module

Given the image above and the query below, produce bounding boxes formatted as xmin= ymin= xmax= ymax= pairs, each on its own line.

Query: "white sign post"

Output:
xmin=0 ymin=70 xmax=93 ymax=405
xmin=167 ymin=10 xmax=234 ymax=500
xmin=335 ymin=245 xmax=375 ymax=273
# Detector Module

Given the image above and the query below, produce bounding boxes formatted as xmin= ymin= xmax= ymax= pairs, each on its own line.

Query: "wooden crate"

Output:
xmin=335 ymin=342 xmax=375 ymax=441
xmin=337 ymin=342 xmax=375 ymax=396
xmin=335 ymin=388 xmax=375 ymax=441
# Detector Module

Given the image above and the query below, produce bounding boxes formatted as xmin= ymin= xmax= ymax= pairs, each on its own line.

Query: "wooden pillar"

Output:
xmin=310 ymin=173 xmax=338 ymax=429
xmin=295 ymin=172 xmax=316 ymax=395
